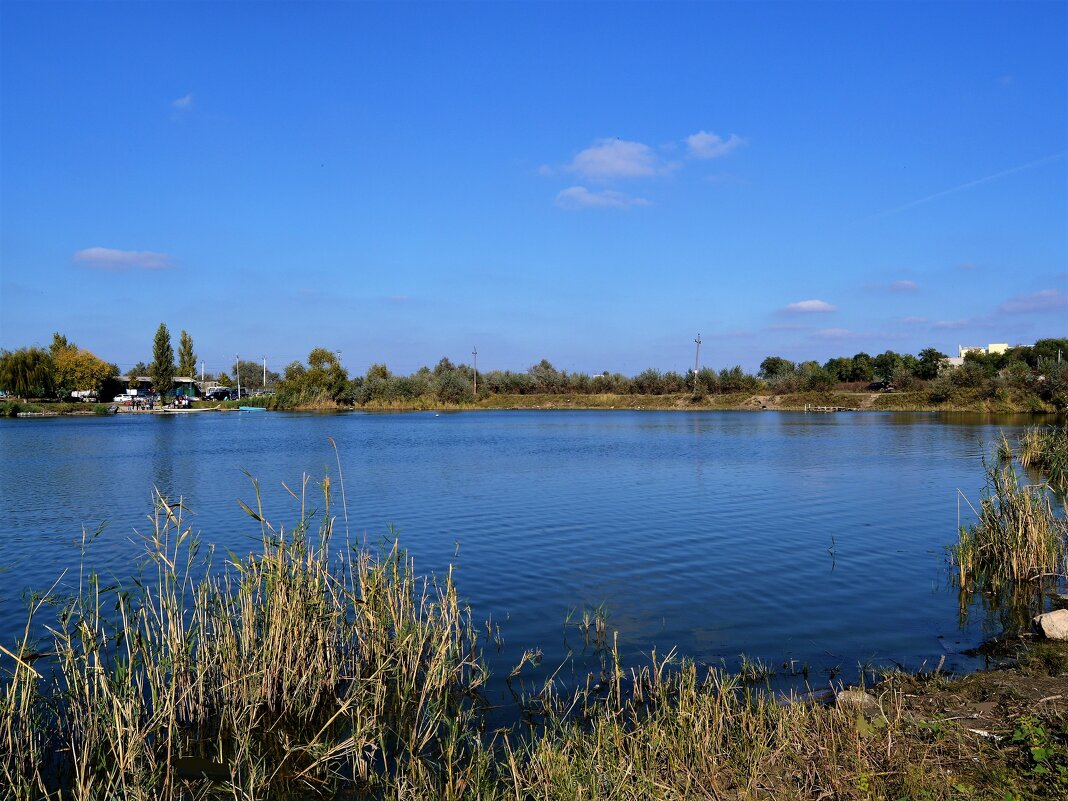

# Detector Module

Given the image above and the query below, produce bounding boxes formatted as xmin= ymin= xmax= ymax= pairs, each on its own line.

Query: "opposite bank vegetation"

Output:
xmin=1 ymin=429 xmax=1067 ymax=800
xmin=3 ymin=336 xmax=1067 ymax=416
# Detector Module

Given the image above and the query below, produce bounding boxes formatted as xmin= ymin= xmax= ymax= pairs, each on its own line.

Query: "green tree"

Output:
xmin=822 ymin=357 xmax=854 ymax=382
xmin=916 ymin=348 xmax=947 ymax=380
xmin=235 ymin=359 xmax=279 ymax=389
xmin=873 ymin=350 xmax=903 ymax=382
xmin=849 ymin=353 xmax=875 ymax=382
xmin=433 ymin=370 xmax=473 ymax=404
xmin=759 ymin=356 xmax=795 ymax=379
xmin=529 ymin=359 xmax=564 ymax=393
xmin=177 ymin=330 xmax=197 ymax=378
xmin=0 ymin=347 xmax=54 ymax=397
xmin=150 ymin=323 xmax=175 ymax=395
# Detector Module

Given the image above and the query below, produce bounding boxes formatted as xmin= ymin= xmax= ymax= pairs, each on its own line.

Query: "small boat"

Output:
xmin=239 ymin=406 xmax=266 ymax=412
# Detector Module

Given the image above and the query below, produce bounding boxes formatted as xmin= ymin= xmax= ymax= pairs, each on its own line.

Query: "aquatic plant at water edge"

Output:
xmin=953 ymin=458 xmax=1068 ymax=601
xmin=1019 ymin=425 xmax=1068 ymax=491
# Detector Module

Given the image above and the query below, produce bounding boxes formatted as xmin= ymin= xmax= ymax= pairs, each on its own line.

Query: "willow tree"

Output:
xmin=177 ymin=330 xmax=197 ymax=378
xmin=150 ymin=324 xmax=175 ymax=395
xmin=0 ymin=347 xmax=55 ymax=398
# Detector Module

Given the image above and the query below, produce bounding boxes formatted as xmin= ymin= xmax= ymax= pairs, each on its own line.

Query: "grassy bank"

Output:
xmin=3 ymin=454 xmax=1067 ymax=799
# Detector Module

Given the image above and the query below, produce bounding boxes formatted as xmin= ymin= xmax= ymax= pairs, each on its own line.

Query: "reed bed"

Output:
xmin=1018 ymin=424 xmax=1068 ymax=491
xmin=3 ymin=471 xmax=1067 ymax=800
xmin=1 ymin=477 xmax=489 ymax=800
xmin=953 ymin=458 xmax=1068 ymax=597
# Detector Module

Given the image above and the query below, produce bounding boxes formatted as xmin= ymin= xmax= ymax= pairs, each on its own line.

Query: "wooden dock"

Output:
xmin=804 ymin=405 xmax=857 ymax=413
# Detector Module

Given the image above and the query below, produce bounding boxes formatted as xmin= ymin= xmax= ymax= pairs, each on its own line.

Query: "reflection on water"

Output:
xmin=0 ymin=410 xmax=1055 ymax=693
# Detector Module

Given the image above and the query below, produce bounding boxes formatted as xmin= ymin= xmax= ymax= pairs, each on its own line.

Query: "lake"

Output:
xmin=0 ymin=409 xmax=1049 ymax=695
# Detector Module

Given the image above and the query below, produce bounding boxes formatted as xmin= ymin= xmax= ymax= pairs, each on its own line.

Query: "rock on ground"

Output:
xmin=1033 ymin=609 xmax=1068 ymax=640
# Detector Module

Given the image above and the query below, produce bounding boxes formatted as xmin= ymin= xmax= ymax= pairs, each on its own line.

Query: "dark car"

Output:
xmin=206 ymin=388 xmax=232 ymax=401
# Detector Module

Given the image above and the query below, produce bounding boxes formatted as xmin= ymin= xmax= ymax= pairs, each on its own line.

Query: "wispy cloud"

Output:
xmin=73 ymin=247 xmax=173 ymax=271
xmin=958 ymin=263 xmax=978 ymax=271
xmin=901 ymin=316 xmax=929 ymax=325
xmin=999 ymin=289 xmax=1068 ymax=314
xmin=559 ymin=138 xmax=673 ymax=181
xmin=868 ymin=151 xmax=1066 ymax=219
xmin=686 ymin=130 xmax=744 ymax=160
xmin=933 ymin=319 xmax=973 ymax=330
xmin=555 ymin=186 xmax=650 ymax=209
xmin=890 ymin=280 xmax=918 ymax=292
xmin=783 ymin=299 xmax=836 ymax=314
xmin=171 ymin=93 xmax=193 ymax=110
xmin=866 ymin=279 xmax=919 ymax=293
xmin=812 ymin=328 xmax=854 ymax=340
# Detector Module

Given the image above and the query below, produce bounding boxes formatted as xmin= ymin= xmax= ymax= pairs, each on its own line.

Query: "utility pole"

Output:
xmin=236 ymin=355 xmax=241 ymax=400
xmin=200 ymin=360 xmax=205 ymax=383
xmin=263 ymin=356 xmax=267 ymax=387
xmin=693 ymin=334 xmax=702 ymax=390
xmin=336 ymin=350 xmax=342 ymax=366
xmin=472 ymin=346 xmax=478 ymax=397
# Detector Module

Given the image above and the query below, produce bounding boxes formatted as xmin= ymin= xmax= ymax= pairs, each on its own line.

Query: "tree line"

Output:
xmin=2 ymin=328 xmax=1066 ymax=410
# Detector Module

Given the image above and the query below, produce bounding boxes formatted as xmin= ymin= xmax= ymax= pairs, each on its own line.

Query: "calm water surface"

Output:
xmin=0 ymin=410 xmax=1046 ymax=691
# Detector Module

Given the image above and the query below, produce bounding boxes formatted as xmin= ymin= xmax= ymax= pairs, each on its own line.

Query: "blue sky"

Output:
xmin=1 ymin=1 xmax=1065 ymax=377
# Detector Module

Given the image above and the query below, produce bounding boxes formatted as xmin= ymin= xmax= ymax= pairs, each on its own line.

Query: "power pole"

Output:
xmin=236 ymin=355 xmax=240 ymax=399
xmin=200 ymin=360 xmax=205 ymax=383
xmin=262 ymin=356 xmax=267 ymax=387
xmin=472 ymin=346 xmax=478 ymax=397
xmin=694 ymin=334 xmax=702 ymax=390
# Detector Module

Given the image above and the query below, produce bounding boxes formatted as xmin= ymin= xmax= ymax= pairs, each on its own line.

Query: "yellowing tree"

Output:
xmin=52 ymin=340 xmax=116 ymax=395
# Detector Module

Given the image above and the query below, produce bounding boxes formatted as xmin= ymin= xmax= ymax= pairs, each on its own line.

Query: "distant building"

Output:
xmin=118 ymin=375 xmax=200 ymax=396
xmin=944 ymin=343 xmax=1011 ymax=368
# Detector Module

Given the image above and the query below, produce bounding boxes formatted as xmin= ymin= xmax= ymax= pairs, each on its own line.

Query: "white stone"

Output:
xmin=835 ymin=689 xmax=879 ymax=713
xmin=1033 ymin=609 xmax=1068 ymax=640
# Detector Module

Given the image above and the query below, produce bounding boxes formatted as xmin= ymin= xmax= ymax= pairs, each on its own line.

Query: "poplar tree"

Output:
xmin=150 ymin=323 xmax=175 ymax=395
xmin=177 ymin=330 xmax=197 ymax=378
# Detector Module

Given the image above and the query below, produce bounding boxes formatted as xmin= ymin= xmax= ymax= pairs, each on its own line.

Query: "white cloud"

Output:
xmin=171 ymin=93 xmax=193 ymax=110
xmin=813 ymin=328 xmax=854 ymax=340
xmin=933 ymin=319 xmax=973 ymax=330
xmin=999 ymin=289 xmax=1068 ymax=314
xmin=565 ymin=139 xmax=670 ymax=180
xmin=73 ymin=247 xmax=173 ymax=271
xmin=783 ymin=299 xmax=837 ymax=313
xmin=686 ymin=130 xmax=744 ymax=160
xmin=554 ymin=186 xmax=650 ymax=209
xmin=890 ymin=280 xmax=918 ymax=292
xmin=901 ymin=316 xmax=929 ymax=325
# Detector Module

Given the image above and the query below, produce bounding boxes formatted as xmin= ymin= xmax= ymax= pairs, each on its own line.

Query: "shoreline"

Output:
xmin=5 ymin=388 xmax=1065 ymax=418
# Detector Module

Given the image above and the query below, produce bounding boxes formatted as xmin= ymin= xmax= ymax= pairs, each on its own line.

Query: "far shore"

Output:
xmin=5 ymin=387 xmax=1066 ymax=417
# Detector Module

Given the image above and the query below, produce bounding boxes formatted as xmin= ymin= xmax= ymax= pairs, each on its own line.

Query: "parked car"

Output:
xmin=206 ymin=388 xmax=232 ymax=401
